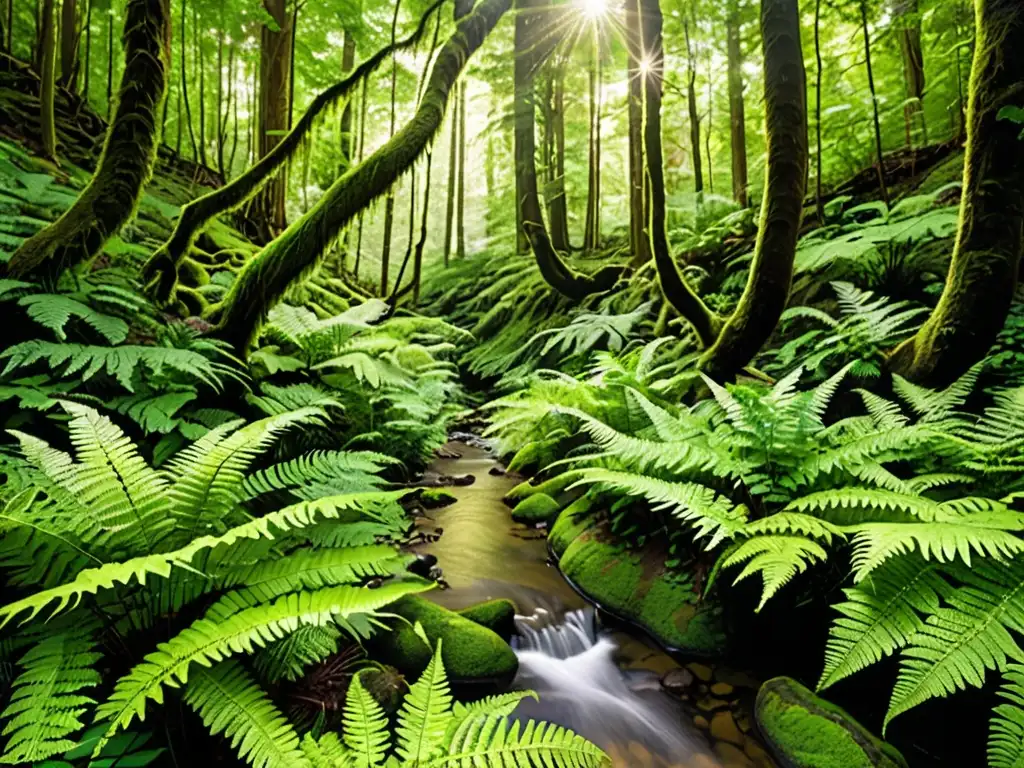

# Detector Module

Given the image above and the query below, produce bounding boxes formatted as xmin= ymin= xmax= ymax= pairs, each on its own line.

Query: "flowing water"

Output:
xmin=413 ymin=440 xmax=722 ymax=768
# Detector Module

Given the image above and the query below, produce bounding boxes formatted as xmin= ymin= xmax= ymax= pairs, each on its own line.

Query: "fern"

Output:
xmin=396 ymin=643 xmax=453 ymax=764
xmin=343 ymin=673 xmax=391 ymax=768
xmin=18 ymin=293 xmax=129 ymax=343
xmin=184 ymin=660 xmax=310 ymax=768
xmin=990 ymin=664 xmax=1024 ymax=768
xmin=720 ymin=536 xmax=829 ymax=611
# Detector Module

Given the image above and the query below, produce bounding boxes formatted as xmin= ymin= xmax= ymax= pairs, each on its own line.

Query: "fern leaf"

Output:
xmin=343 ymin=673 xmax=391 ymax=768
xmin=818 ymin=559 xmax=952 ymax=691
xmin=185 ymin=660 xmax=310 ymax=768
xmin=433 ymin=715 xmax=608 ymax=768
xmin=396 ymin=643 xmax=454 ymax=765
xmin=19 ymin=294 xmax=129 ymax=344
xmin=990 ymin=665 xmax=1024 ymax=768
xmin=721 ymin=536 xmax=828 ymax=611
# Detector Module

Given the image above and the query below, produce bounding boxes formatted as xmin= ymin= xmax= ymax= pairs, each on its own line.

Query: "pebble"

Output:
xmin=693 ymin=715 xmax=709 ymax=729
xmin=710 ymin=711 xmax=743 ymax=746
xmin=743 ymin=738 xmax=776 ymax=767
xmin=696 ymin=697 xmax=729 ymax=712
xmin=710 ymin=682 xmax=734 ymax=696
xmin=714 ymin=742 xmax=756 ymax=767
xmin=661 ymin=667 xmax=695 ymax=694
xmin=687 ymin=662 xmax=713 ymax=682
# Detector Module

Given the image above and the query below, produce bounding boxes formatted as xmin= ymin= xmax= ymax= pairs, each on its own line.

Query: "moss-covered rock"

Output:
xmin=754 ymin=677 xmax=908 ymax=768
xmin=558 ymin=523 xmax=726 ymax=657
xmin=548 ymin=496 xmax=597 ymax=558
xmin=458 ymin=598 xmax=518 ymax=641
xmin=504 ymin=472 xmax=578 ymax=506
xmin=366 ymin=596 xmax=518 ymax=693
xmin=419 ymin=488 xmax=458 ymax=509
xmin=510 ymin=492 xmax=562 ymax=525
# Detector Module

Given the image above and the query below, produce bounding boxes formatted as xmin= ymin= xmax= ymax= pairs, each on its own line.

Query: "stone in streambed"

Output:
xmin=365 ymin=596 xmax=518 ymax=694
xmin=457 ymin=598 xmax=517 ymax=642
xmin=754 ymin=677 xmax=908 ymax=768
xmin=419 ymin=488 xmax=457 ymax=509
xmin=510 ymin=492 xmax=561 ymax=525
xmin=661 ymin=667 xmax=695 ymax=695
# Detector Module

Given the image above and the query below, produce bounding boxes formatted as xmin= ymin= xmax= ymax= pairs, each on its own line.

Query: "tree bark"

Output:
xmin=379 ymin=0 xmax=402 ymax=296
xmin=58 ymin=0 xmax=78 ymax=90
xmin=887 ymin=0 xmax=1024 ymax=387
xmin=814 ymin=0 xmax=824 ymax=223
xmin=443 ymin=92 xmax=458 ymax=266
xmin=82 ymin=0 xmax=91 ymax=98
xmin=104 ymin=0 xmax=111 ymax=115
xmin=39 ymin=0 xmax=56 ymax=160
xmin=584 ymin=36 xmax=600 ymax=250
xmin=193 ymin=0 xmax=205 ymax=167
xmin=699 ymin=0 xmax=808 ymax=380
xmin=210 ymin=0 xmax=513 ymax=354
xmin=3 ymin=0 xmax=171 ymax=284
xmin=514 ymin=0 xmax=621 ymax=299
xmin=684 ymin=13 xmax=703 ymax=198
xmin=726 ymin=0 xmax=748 ymax=207
xmin=256 ymin=0 xmax=292 ymax=234
xmin=894 ymin=0 xmax=926 ymax=147
xmin=456 ymin=78 xmax=467 ymax=259
xmin=549 ymin=60 xmax=571 ymax=253
xmin=626 ymin=0 xmax=648 ymax=265
xmin=141 ymin=2 xmax=444 ymax=302
xmin=860 ymin=0 xmax=889 ymax=206
xmin=179 ymin=0 xmax=197 ymax=161
xmin=339 ymin=30 xmax=356 ymax=173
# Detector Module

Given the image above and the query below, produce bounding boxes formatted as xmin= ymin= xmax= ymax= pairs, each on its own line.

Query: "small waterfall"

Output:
xmin=511 ymin=607 xmax=721 ymax=767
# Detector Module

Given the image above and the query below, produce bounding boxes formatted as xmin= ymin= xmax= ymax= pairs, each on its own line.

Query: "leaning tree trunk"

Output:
xmin=514 ymin=0 xmax=621 ymax=299
xmin=887 ymin=0 xmax=1024 ymax=387
xmin=456 ymin=79 xmax=467 ymax=259
xmin=726 ymin=0 xmax=748 ymax=208
xmin=894 ymin=0 xmax=926 ymax=147
xmin=38 ymin=0 xmax=56 ymax=161
xmin=698 ymin=0 xmax=808 ymax=380
xmin=209 ymin=0 xmax=513 ymax=355
xmin=255 ymin=0 xmax=291 ymax=235
xmin=626 ymin=0 xmax=648 ymax=265
xmin=4 ymin=0 xmax=170 ymax=284
xmin=140 ymin=2 xmax=443 ymax=304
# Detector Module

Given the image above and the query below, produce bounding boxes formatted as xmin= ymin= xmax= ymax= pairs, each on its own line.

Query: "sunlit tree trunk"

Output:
xmin=193 ymin=1 xmax=205 ymax=167
xmin=860 ymin=0 xmax=889 ymax=206
xmin=104 ymin=0 xmax=111 ymax=115
xmin=456 ymin=79 xmax=467 ymax=258
xmin=548 ymin=61 xmax=570 ymax=252
xmin=82 ymin=0 xmax=91 ymax=98
xmin=584 ymin=37 xmax=601 ymax=250
xmin=894 ymin=0 xmax=926 ymax=147
xmin=888 ymin=0 xmax=1024 ymax=387
xmin=38 ymin=0 xmax=56 ymax=160
xmin=58 ymin=0 xmax=78 ymax=90
xmin=684 ymin=13 xmax=703 ymax=198
xmin=814 ymin=0 xmax=824 ymax=223
xmin=726 ymin=0 xmax=748 ymax=207
xmin=443 ymin=95 xmax=458 ymax=265
xmin=256 ymin=0 xmax=291 ymax=234
xmin=215 ymin=24 xmax=224 ymax=176
xmin=626 ymin=0 xmax=648 ymax=265
xmin=339 ymin=30 xmax=356 ymax=173
xmin=3 ymin=0 xmax=171 ymax=284
xmin=354 ymin=77 xmax=367 ymax=276
xmin=228 ymin=52 xmax=239 ymax=172
xmin=179 ymin=0 xmax=197 ymax=161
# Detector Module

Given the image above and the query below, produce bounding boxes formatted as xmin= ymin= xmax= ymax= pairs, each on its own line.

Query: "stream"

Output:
xmin=411 ymin=439 xmax=765 ymax=768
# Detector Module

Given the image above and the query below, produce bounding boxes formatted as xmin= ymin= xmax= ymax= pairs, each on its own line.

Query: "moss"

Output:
xmin=506 ymin=436 xmax=563 ymax=474
xmin=504 ymin=472 xmax=577 ymax=506
xmin=558 ymin=524 xmax=726 ymax=657
xmin=755 ymin=677 xmax=908 ymax=768
xmin=510 ymin=493 xmax=561 ymax=525
xmin=548 ymin=496 xmax=596 ymax=558
xmin=419 ymin=488 xmax=457 ymax=509
xmin=366 ymin=596 xmax=518 ymax=687
xmin=458 ymin=599 xmax=517 ymax=642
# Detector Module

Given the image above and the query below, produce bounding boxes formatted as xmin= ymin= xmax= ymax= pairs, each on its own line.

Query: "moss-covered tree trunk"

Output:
xmin=379 ymin=0 xmax=403 ymax=295
xmin=887 ymin=0 xmax=1024 ymax=387
xmin=58 ymin=0 xmax=77 ymax=90
xmin=726 ymin=0 xmax=748 ymax=208
xmin=140 ymin=2 xmax=443 ymax=303
xmin=515 ymin=0 xmax=621 ymax=300
xmin=38 ymin=0 xmax=56 ymax=161
xmin=255 ymin=0 xmax=291 ymax=235
xmin=209 ymin=0 xmax=513 ymax=354
xmin=626 ymin=0 xmax=648 ymax=266
xmin=894 ymin=0 xmax=926 ymax=147
xmin=3 ymin=0 xmax=170 ymax=284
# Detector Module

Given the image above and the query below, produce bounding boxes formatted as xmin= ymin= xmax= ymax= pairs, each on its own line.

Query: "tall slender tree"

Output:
xmin=625 ymin=0 xmax=648 ymax=265
xmin=894 ymin=0 xmax=927 ymax=147
xmin=256 ymin=0 xmax=292 ymax=234
xmin=379 ymin=0 xmax=402 ymax=295
xmin=860 ymin=0 xmax=889 ymax=206
xmin=58 ymin=0 xmax=78 ymax=90
xmin=683 ymin=8 xmax=703 ymax=198
xmin=726 ymin=0 xmax=748 ymax=207
xmin=38 ymin=0 xmax=57 ymax=160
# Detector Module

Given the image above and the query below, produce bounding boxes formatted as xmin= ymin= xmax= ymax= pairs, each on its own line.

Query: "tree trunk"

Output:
xmin=584 ymin=37 xmax=599 ymax=250
xmin=549 ymin=61 xmax=570 ymax=252
xmin=256 ymin=0 xmax=291 ymax=234
xmin=685 ymin=15 xmax=703 ymax=198
xmin=699 ymin=0 xmax=808 ymax=380
xmin=39 ymin=0 xmax=56 ymax=160
xmin=141 ymin=2 xmax=444 ymax=302
xmin=354 ymin=78 xmax=367 ymax=277
xmin=860 ymin=0 xmax=889 ymax=206
xmin=626 ymin=0 xmax=647 ymax=265
xmin=726 ymin=0 xmax=748 ymax=207
xmin=104 ymin=0 xmax=111 ymax=115
xmin=443 ymin=89 xmax=458 ymax=265
xmin=814 ymin=0 xmax=824 ymax=222
xmin=379 ymin=0 xmax=402 ymax=295
xmin=179 ymin=0 xmax=197 ymax=161
xmin=894 ymin=0 xmax=926 ymax=147
xmin=339 ymin=30 xmax=356 ymax=173
xmin=58 ymin=0 xmax=77 ymax=90
xmin=456 ymin=79 xmax=467 ymax=258
xmin=82 ymin=0 xmax=91 ymax=99
xmin=3 ymin=0 xmax=171 ymax=284
xmin=887 ymin=0 xmax=1024 ymax=387
xmin=228 ymin=52 xmax=239 ymax=173
xmin=193 ymin=1 xmax=205 ymax=167
xmin=211 ymin=0 xmax=513 ymax=354
xmin=514 ymin=0 xmax=621 ymax=299
xmin=216 ymin=25 xmax=224 ymax=176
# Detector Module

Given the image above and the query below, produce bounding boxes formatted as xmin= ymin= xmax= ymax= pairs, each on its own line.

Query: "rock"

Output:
xmin=444 ymin=473 xmax=475 ymax=487
xmin=715 ymin=667 xmax=761 ymax=691
xmin=406 ymin=553 xmax=438 ymax=579
xmin=488 ymin=466 xmax=506 ymax=476
xmin=419 ymin=489 xmax=457 ymax=509
xmin=755 ymin=677 xmax=909 ymax=768
xmin=697 ymin=697 xmax=729 ymax=712
xmin=510 ymin=493 xmax=562 ymax=525
xmin=694 ymin=715 xmax=710 ymax=729
xmin=711 ymin=682 xmax=735 ymax=697
xmin=557 ymin=522 xmax=727 ymax=657
xmin=457 ymin=598 xmax=518 ymax=642
xmin=711 ymin=711 xmax=744 ymax=745
xmin=548 ymin=497 xmax=596 ymax=558
xmin=503 ymin=472 xmax=579 ymax=506
xmin=365 ymin=596 xmax=518 ymax=694
xmin=715 ymin=742 xmax=756 ymax=767
xmin=742 ymin=737 xmax=776 ymax=768
xmin=661 ymin=667 xmax=695 ymax=695
xmin=688 ymin=663 xmax=714 ymax=682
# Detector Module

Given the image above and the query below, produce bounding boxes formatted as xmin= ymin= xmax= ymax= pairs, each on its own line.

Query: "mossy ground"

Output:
xmin=755 ymin=677 xmax=907 ymax=768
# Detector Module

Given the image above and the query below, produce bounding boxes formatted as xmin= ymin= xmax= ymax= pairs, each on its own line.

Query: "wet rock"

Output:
xmin=488 ymin=466 xmax=506 ymax=476
xmin=419 ymin=489 xmax=457 ymax=509
xmin=660 ymin=667 xmax=695 ymax=694
xmin=406 ymin=553 xmax=438 ymax=578
xmin=710 ymin=711 xmax=743 ymax=745
xmin=755 ymin=677 xmax=908 ymax=768
xmin=687 ymin=662 xmax=714 ymax=682
xmin=448 ymin=432 xmax=492 ymax=451
xmin=743 ymin=737 xmax=776 ymax=767
xmin=711 ymin=682 xmax=735 ymax=697
xmin=436 ymin=446 xmax=462 ymax=459
xmin=714 ymin=742 xmax=756 ymax=767
xmin=694 ymin=715 xmax=710 ymax=730
xmin=510 ymin=492 xmax=561 ymax=525
xmin=697 ymin=697 xmax=729 ymax=713
xmin=458 ymin=598 xmax=518 ymax=642
xmin=440 ymin=473 xmax=475 ymax=487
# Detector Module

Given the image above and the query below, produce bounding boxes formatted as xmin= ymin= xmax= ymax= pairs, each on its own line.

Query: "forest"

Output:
xmin=0 ymin=0 xmax=1021 ymax=765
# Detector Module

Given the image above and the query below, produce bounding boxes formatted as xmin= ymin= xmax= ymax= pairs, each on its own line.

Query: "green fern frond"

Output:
xmin=302 ymin=731 xmax=353 ymax=768
xmin=396 ymin=643 xmax=453 ymax=765
xmin=886 ymin=560 xmax=1024 ymax=729
xmin=242 ymin=450 xmax=399 ymax=500
xmin=989 ymin=664 xmax=1024 ymax=768
xmin=740 ymin=513 xmax=844 ymax=544
xmin=721 ymin=536 xmax=829 ymax=611
xmin=19 ymin=294 xmax=129 ymax=344
xmin=343 ymin=673 xmax=391 ymax=768
xmin=433 ymin=715 xmax=608 ymax=768
xmin=818 ymin=559 xmax=953 ymax=691
xmin=184 ymin=660 xmax=310 ymax=768
xmin=254 ymin=624 xmax=344 ymax=683
xmin=892 ymin=362 xmax=983 ymax=424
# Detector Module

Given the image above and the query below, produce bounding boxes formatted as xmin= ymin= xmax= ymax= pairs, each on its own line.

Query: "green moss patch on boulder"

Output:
xmin=510 ymin=492 xmax=562 ymax=525
xmin=549 ymin=496 xmax=597 ymax=558
xmin=458 ymin=598 xmax=518 ymax=641
xmin=755 ymin=677 xmax=908 ymax=768
xmin=557 ymin=523 xmax=726 ymax=657
xmin=504 ymin=472 xmax=578 ymax=506
xmin=366 ymin=596 xmax=518 ymax=691
xmin=419 ymin=488 xmax=458 ymax=509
